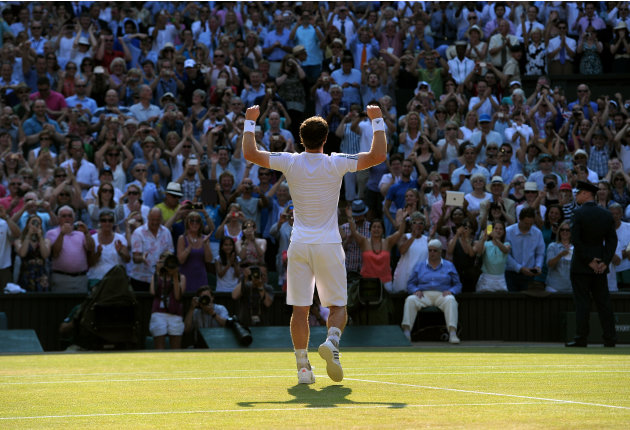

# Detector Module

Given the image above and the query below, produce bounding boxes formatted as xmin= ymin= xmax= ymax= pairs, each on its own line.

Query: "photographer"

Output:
xmin=149 ymin=251 xmax=186 ymax=349
xmin=231 ymin=265 xmax=274 ymax=327
xmin=184 ymin=286 xmax=229 ymax=346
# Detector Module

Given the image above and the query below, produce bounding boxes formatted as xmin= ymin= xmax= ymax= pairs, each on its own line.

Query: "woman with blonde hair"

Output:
xmin=398 ymin=111 xmax=422 ymax=158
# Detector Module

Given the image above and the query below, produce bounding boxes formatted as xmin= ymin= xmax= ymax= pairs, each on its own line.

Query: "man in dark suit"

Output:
xmin=568 ymin=181 xmax=618 ymax=347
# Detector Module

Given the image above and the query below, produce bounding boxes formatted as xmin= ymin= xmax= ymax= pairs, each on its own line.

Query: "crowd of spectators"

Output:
xmin=1 ymin=2 xmax=630 ymax=345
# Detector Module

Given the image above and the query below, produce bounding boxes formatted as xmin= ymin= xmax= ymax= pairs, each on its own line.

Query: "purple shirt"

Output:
xmin=46 ymin=228 xmax=89 ymax=273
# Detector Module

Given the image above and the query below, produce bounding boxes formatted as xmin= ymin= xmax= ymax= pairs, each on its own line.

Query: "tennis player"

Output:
xmin=242 ymin=104 xmax=387 ymax=384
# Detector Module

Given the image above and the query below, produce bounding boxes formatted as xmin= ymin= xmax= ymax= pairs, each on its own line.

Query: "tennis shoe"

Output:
xmin=297 ymin=367 xmax=315 ymax=384
xmin=449 ymin=332 xmax=460 ymax=344
xmin=318 ymin=339 xmax=343 ymax=382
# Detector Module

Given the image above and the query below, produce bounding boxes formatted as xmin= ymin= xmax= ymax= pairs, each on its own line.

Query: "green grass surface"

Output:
xmin=1 ymin=347 xmax=629 ymax=429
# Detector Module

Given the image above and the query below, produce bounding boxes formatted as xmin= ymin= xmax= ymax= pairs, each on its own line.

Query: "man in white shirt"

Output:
xmin=242 ymin=104 xmax=387 ymax=385
xmin=515 ymin=4 xmax=545 ymax=39
xmin=547 ymin=21 xmax=576 ymax=75
xmin=447 ymin=41 xmax=475 ymax=86
xmin=129 ymin=85 xmax=161 ymax=124
xmin=60 ymin=137 xmax=99 ymax=198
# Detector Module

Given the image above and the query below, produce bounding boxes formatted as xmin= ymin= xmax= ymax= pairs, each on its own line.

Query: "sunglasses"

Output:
xmin=59 ymin=193 xmax=71 ymax=197
xmin=135 ymin=169 xmax=147 ymax=172
xmin=100 ymin=218 xmax=114 ymax=223
xmin=559 ymin=228 xmax=571 ymax=232
xmin=128 ymin=191 xmax=139 ymax=195
xmin=55 ymin=174 xmax=67 ymax=178
xmin=107 ymin=153 xmax=120 ymax=156
xmin=9 ymin=182 xmax=21 ymax=186
xmin=188 ymin=218 xmax=202 ymax=224
xmin=446 ymin=127 xmax=457 ymax=131
xmin=101 ymin=189 xmax=113 ymax=193
xmin=428 ymin=249 xmax=440 ymax=253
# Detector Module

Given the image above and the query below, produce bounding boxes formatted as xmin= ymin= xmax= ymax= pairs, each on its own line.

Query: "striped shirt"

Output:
xmin=340 ymin=123 xmax=361 ymax=155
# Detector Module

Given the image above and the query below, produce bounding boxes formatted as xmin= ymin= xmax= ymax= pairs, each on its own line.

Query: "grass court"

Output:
xmin=1 ymin=346 xmax=629 ymax=429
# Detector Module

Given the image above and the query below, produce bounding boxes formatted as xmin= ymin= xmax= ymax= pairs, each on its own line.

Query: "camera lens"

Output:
xmin=198 ymin=295 xmax=211 ymax=306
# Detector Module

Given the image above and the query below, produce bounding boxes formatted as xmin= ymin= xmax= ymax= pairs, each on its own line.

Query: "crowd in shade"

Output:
xmin=1 ymin=2 xmax=630 ymax=346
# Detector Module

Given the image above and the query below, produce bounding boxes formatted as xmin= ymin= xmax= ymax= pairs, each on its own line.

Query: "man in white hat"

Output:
xmin=479 ymin=176 xmax=516 ymax=225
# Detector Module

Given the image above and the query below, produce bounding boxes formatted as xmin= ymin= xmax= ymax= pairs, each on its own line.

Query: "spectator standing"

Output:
xmin=87 ymin=209 xmax=129 ymax=290
xmin=474 ymin=220 xmax=510 ymax=292
xmin=545 ymin=219 xmax=574 ymax=293
xmin=14 ymin=214 xmax=50 ymax=292
xmin=130 ymin=208 xmax=174 ymax=292
xmin=215 ymin=237 xmax=241 ymax=293
xmin=505 ymin=207 xmax=546 ymax=292
xmin=392 ymin=211 xmax=428 ymax=294
xmin=176 ymin=211 xmax=212 ymax=293
xmin=149 ymin=251 xmax=186 ymax=350
xmin=46 ymin=206 xmax=94 ymax=293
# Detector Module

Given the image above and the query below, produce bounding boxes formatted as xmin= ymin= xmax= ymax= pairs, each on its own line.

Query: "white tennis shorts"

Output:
xmin=286 ymin=242 xmax=347 ymax=307
xmin=149 ymin=312 xmax=185 ymax=336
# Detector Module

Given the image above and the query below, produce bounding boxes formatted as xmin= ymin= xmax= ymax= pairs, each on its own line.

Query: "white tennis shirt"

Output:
xmin=269 ymin=152 xmax=358 ymax=244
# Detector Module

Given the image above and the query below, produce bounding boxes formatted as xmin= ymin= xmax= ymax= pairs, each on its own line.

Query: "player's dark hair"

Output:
xmin=299 ymin=116 xmax=329 ymax=150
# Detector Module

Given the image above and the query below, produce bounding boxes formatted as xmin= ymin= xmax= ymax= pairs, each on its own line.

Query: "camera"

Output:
xmin=198 ymin=295 xmax=211 ymax=306
xmin=159 ymin=254 xmax=179 ymax=275
xmin=73 ymin=222 xmax=80 ymax=230
xmin=225 ymin=315 xmax=253 ymax=346
xmin=546 ymin=181 xmax=556 ymax=190
xmin=249 ymin=266 xmax=261 ymax=280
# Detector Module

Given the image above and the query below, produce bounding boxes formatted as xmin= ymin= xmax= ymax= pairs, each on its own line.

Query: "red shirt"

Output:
xmin=101 ymin=50 xmax=125 ymax=71
xmin=29 ymin=90 xmax=68 ymax=120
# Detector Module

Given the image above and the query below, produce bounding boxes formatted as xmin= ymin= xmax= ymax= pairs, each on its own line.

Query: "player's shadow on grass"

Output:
xmin=238 ymin=385 xmax=406 ymax=409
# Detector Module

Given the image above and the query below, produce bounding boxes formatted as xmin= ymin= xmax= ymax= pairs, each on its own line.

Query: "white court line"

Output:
xmin=0 ymin=402 xmax=547 ymax=421
xmin=345 ymin=377 xmax=630 ymax=411
xmin=1 ymin=363 xmax=629 ymax=379
xmin=2 ymin=369 xmax=630 ymax=385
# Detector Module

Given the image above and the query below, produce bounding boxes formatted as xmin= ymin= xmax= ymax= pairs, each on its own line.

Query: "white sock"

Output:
xmin=327 ymin=327 xmax=342 ymax=348
xmin=295 ymin=349 xmax=310 ymax=370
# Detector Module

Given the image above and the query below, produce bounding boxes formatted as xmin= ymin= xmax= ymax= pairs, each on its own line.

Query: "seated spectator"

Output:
xmin=45 ymin=205 xmax=94 ymax=293
xmin=545 ymin=220 xmax=573 ymax=293
xmin=184 ymin=286 xmax=229 ymax=346
xmin=149 ymin=251 xmax=186 ymax=350
xmin=392 ymin=212 xmax=428 ymax=294
xmin=236 ymin=219 xmax=266 ymax=267
xmin=215 ymin=237 xmax=241 ymax=293
xmin=345 ymin=205 xmax=406 ymax=293
xmin=505 ymin=207 xmax=545 ymax=292
xmin=474 ymin=221 xmax=510 ymax=292
xmin=401 ymin=239 xmax=462 ymax=343
xmin=13 ymin=213 xmax=47 ymax=292
xmin=232 ymin=265 xmax=274 ymax=326
xmin=176 ymin=211 xmax=213 ymax=293
xmin=87 ymin=209 xmax=129 ymax=290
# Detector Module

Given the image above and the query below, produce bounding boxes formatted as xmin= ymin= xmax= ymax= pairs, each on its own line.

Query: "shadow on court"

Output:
xmin=238 ymin=384 xmax=407 ymax=409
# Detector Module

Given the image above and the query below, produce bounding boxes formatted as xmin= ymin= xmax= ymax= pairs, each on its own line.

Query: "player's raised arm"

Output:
xmin=242 ymin=105 xmax=271 ymax=169
xmin=356 ymin=105 xmax=388 ymax=171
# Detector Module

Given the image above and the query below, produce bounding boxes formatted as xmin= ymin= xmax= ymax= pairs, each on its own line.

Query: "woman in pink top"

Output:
xmin=345 ymin=206 xmax=407 ymax=292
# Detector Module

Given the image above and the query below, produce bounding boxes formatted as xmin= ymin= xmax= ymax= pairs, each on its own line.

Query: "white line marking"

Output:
xmin=345 ymin=378 xmax=630 ymax=411
xmin=2 ymin=369 xmax=629 ymax=385
xmin=1 ymin=363 xmax=629 ymax=379
xmin=0 ymin=402 xmax=547 ymax=421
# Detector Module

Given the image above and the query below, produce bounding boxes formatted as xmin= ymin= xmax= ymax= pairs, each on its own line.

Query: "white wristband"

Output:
xmin=372 ymin=118 xmax=385 ymax=132
xmin=244 ymin=120 xmax=256 ymax=134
